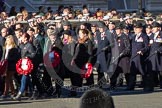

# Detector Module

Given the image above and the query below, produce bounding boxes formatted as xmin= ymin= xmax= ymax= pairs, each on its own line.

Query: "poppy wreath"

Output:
xmin=16 ymin=58 xmax=34 ymax=75
xmin=81 ymin=63 xmax=93 ymax=78
xmin=44 ymin=51 xmax=61 ymax=68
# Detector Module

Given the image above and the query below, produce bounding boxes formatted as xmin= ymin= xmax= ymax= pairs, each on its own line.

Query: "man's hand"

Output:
xmin=71 ymin=59 xmax=75 ymax=66
xmin=137 ymin=51 xmax=143 ymax=55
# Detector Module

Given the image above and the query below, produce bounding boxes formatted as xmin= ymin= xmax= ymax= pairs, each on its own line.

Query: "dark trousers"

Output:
xmin=153 ymin=71 xmax=159 ymax=86
xmin=159 ymin=72 xmax=162 ymax=88
xmin=128 ymin=65 xmax=146 ymax=90
xmin=0 ymin=76 xmax=4 ymax=94
xmin=97 ymin=66 xmax=106 ymax=88
xmin=110 ymin=66 xmax=130 ymax=87
xmin=144 ymin=70 xmax=155 ymax=90
xmin=42 ymin=71 xmax=54 ymax=96
xmin=85 ymin=73 xmax=94 ymax=85
xmin=31 ymin=65 xmax=44 ymax=95
xmin=70 ymin=72 xmax=83 ymax=95
xmin=55 ymin=73 xmax=64 ymax=95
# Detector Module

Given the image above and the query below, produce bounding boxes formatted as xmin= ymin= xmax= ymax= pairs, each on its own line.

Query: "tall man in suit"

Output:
xmin=110 ymin=25 xmax=131 ymax=90
xmin=127 ymin=22 xmax=149 ymax=90
xmin=96 ymin=22 xmax=113 ymax=87
xmin=146 ymin=22 xmax=162 ymax=91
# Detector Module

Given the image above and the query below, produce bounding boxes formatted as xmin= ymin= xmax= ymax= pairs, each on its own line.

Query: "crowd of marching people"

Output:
xmin=0 ymin=5 xmax=162 ymax=101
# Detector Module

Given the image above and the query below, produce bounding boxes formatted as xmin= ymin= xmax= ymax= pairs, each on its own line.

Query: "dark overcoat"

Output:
xmin=116 ymin=33 xmax=131 ymax=74
xmin=147 ymin=31 xmax=162 ymax=71
xmin=130 ymin=33 xmax=149 ymax=75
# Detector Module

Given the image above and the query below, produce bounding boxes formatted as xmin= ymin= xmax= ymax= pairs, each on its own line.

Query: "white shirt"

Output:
xmin=135 ymin=33 xmax=141 ymax=41
xmin=5 ymin=46 xmax=12 ymax=59
xmin=101 ymin=32 xmax=105 ymax=40
xmin=154 ymin=31 xmax=160 ymax=40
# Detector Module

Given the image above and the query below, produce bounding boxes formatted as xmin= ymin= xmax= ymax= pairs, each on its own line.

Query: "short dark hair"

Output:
xmin=80 ymin=88 xmax=115 ymax=108
xmin=22 ymin=33 xmax=30 ymax=41
xmin=15 ymin=28 xmax=23 ymax=33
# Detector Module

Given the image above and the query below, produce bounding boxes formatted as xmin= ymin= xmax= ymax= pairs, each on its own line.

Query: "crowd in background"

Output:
xmin=0 ymin=5 xmax=162 ymax=101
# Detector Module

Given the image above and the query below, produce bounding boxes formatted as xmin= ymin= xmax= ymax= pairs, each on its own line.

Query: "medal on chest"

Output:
xmin=118 ymin=39 xmax=121 ymax=46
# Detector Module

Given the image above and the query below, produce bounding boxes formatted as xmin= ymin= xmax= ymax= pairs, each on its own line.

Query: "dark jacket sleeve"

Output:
xmin=123 ymin=35 xmax=131 ymax=56
xmin=26 ymin=43 xmax=36 ymax=59
xmin=87 ymin=40 xmax=93 ymax=63
xmin=8 ymin=48 xmax=19 ymax=62
xmin=141 ymin=34 xmax=149 ymax=54
xmin=0 ymin=45 xmax=3 ymax=60
xmin=72 ymin=43 xmax=79 ymax=60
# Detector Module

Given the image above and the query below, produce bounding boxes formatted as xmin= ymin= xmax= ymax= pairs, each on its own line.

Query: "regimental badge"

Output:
xmin=136 ymin=37 xmax=143 ymax=42
xmin=149 ymin=39 xmax=153 ymax=44
xmin=118 ymin=39 xmax=121 ymax=46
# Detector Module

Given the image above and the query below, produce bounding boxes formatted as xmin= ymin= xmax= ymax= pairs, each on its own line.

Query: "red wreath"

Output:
xmin=16 ymin=58 xmax=34 ymax=75
xmin=81 ymin=63 xmax=93 ymax=78
xmin=44 ymin=51 xmax=61 ymax=68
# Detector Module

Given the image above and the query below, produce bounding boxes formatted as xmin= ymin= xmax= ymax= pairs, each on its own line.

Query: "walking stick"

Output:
xmin=131 ymin=46 xmax=149 ymax=60
xmin=144 ymin=47 xmax=161 ymax=61
xmin=93 ymin=43 xmax=114 ymax=57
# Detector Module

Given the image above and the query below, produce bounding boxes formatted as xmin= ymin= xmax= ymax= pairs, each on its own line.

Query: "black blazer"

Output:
xmin=2 ymin=47 xmax=20 ymax=71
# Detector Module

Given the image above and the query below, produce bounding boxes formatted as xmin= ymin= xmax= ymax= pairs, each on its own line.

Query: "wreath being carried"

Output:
xmin=16 ymin=58 xmax=34 ymax=75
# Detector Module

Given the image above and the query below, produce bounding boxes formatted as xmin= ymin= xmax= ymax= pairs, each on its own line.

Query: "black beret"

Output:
xmin=109 ymin=21 xmax=115 ymax=25
xmin=62 ymin=21 xmax=71 ymax=26
xmin=115 ymin=25 xmax=123 ymax=30
xmin=123 ymin=25 xmax=129 ymax=30
xmin=133 ymin=22 xmax=143 ymax=28
xmin=152 ymin=22 xmax=161 ymax=28
xmin=63 ymin=30 xmax=71 ymax=36
xmin=91 ymin=24 xmax=97 ymax=27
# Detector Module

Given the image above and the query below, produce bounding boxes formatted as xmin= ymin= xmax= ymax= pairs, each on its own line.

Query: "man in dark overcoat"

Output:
xmin=96 ymin=22 xmax=112 ymax=87
xmin=145 ymin=22 xmax=162 ymax=91
xmin=127 ymin=22 xmax=149 ymax=90
xmin=110 ymin=25 xmax=131 ymax=89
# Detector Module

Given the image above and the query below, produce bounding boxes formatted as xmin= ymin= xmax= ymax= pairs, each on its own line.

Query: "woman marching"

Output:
xmin=61 ymin=30 xmax=77 ymax=97
xmin=71 ymin=29 xmax=93 ymax=96
xmin=0 ymin=35 xmax=19 ymax=99
xmin=13 ymin=33 xmax=35 ymax=100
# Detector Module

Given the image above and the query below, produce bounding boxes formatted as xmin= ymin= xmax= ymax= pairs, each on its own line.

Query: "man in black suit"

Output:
xmin=145 ymin=22 xmax=162 ymax=91
xmin=127 ymin=22 xmax=149 ymax=90
xmin=96 ymin=22 xmax=113 ymax=87
xmin=110 ymin=25 xmax=131 ymax=90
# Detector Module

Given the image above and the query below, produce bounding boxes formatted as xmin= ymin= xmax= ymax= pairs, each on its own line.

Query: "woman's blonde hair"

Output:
xmin=22 ymin=10 xmax=28 ymax=20
xmin=78 ymin=29 xmax=92 ymax=43
xmin=4 ymin=35 xmax=17 ymax=48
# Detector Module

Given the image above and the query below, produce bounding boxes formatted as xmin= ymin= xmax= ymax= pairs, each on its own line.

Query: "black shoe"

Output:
xmin=109 ymin=85 xmax=116 ymax=91
xmin=143 ymin=88 xmax=154 ymax=92
xmin=53 ymin=91 xmax=61 ymax=98
xmin=160 ymin=86 xmax=162 ymax=89
xmin=68 ymin=91 xmax=77 ymax=97
xmin=125 ymin=87 xmax=134 ymax=91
